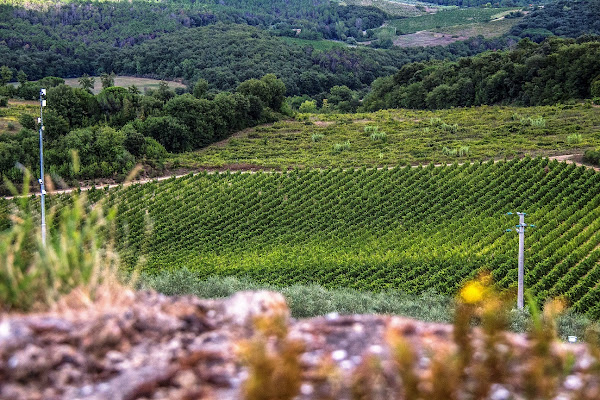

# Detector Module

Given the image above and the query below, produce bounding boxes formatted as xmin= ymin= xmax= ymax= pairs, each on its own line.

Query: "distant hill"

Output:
xmin=510 ymin=0 xmax=600 ymax=41
xmin=361 ymin=37 xmax=600 ymax=110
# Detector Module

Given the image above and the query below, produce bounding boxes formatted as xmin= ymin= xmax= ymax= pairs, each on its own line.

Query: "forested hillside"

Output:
xmin=510 ymin=0 xmax=600 ymax=41
xmin=362 ymin=37 xmax=600 ymax=110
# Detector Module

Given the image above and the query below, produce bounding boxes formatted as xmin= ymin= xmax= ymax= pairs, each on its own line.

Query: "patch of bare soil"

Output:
xmin=312 ymin=121 xmax=334 ymax=127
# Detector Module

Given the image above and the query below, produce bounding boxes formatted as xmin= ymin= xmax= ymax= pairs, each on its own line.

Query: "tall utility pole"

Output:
xmin=506 ymin=212 xmax=534 ymax=309
xmin=38 ymin=88 xmax=47 ymax=245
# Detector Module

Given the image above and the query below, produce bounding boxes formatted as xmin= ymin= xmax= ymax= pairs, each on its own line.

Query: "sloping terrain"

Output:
xmin=36 ymin=158 xmax=599 ymax=317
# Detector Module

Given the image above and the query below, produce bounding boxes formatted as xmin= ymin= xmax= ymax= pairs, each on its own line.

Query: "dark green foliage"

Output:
xmin=47 ymin=85 xmax=99 ymax=128
xmin=142 ymin=116 xmax=191 ymax=153
xmin=48 ymin=126 xmax=134 ymax=179
xmin=511 ymin=0 xmax=600 ymax=40
xmin=237 ymin=74 xmax=286 ymax=111
xmin=0 ymin=66 xmax=12 ymax=86
xmin=592 ymin=78 xmax=600 ymax=98
xmin=0 ymin=1 xmax=508 ymax=95
xmin=193 ymin=78 xmax=209 ymax=99
xmin=584 ymin=149 xmax=600 ymax=166
xmin=18 ymin=113 xmax=35 ymax=130
xmin=96 ymin=87 xmax=137 ymax=128
xmin=362 ymin=37 xmax=600 ymax=110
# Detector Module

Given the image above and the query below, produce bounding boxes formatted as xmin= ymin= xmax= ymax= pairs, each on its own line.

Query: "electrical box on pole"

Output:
xmin=505 ymin=212 xmax=534 ymax=309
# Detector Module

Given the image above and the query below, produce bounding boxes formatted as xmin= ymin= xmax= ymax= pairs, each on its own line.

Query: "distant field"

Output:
xmin=176 ymin=104 xmax=600 ymax=170
xmin=342 ymin=0 xmax=437 ymax=17
xmin=435 ymin=17 xmax=522 ymax=37
xmin=393 ymin=18 xmax=521 ymax=47
xmin=387 ymin=7 xmax=520 ymax=34
xmin=62 ymin=76 xmax=187 ymax=95
xmin=278 ymin=36 xmax=348 ymax=50
xmin=0 ymin=100 xmax=37 ymax=135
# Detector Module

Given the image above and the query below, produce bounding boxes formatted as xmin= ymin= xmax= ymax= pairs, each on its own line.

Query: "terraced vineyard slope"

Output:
xmin=53 ymin=157 xmax=600 ymax=318
xmin=179 ymin=104 xmax=600 ymax=170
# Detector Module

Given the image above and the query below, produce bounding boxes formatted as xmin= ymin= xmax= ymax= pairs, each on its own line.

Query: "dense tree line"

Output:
xmin=361 ymin=37 xmax=600 ymax=111
xmin=106 ymin=25 xmax=511 ymax=96
xmin=0 ymin=74 xmax=285 ymax=182
xmin=0 ymin=12 xmax=510 ymax=97
xmin=510 ymin=0 xmax=600 ymax=41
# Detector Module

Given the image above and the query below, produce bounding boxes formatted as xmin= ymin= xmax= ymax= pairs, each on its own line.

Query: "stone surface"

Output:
xmin=1 ymin=290 xmax=599 ymax=400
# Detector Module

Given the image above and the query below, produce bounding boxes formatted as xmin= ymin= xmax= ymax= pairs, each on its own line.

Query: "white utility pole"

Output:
xmin=38 ymin=88 xmax=47 ymax=245
xmin=506 ymin=212 xmax=534 ymax=309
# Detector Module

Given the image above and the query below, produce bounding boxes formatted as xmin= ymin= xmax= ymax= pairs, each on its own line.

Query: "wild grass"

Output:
xmin=0 ymin=99 xmax=37 ymax=135
xmin=179 ymin=104 xmax=600 ymax=169
xmin=140 ymin=270 xmax=593 ymax=339
xmin=61 ymin=76 xmax=186 ymax=95
xmin=0 ymin=168 xmax=131 ymax=312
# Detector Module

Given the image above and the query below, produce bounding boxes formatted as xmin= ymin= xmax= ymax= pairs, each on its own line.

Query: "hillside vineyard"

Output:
xmin=15 ymin=158 xmax=599 ymax=317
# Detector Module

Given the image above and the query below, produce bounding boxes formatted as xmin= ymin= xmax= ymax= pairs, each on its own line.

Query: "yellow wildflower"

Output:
xmin=460 ymin=281 xmax=484 ymax=304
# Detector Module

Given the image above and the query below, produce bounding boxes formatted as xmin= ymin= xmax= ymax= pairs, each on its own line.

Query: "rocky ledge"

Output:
xmin=0 ymin=290 xmax=599 ymax=400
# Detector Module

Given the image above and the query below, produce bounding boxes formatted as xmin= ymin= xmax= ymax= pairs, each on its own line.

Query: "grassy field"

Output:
xmin=387 ymin=7 xmax=520 ymax=34
xmin=175 ymin=104 xmax=600 ymax=170
xmin=342 ymin=0 xmax=435 ymax=17
xmin=435 ymin=17 xmax=521 ymax=37
xmin=61 ymin=76 xmax=187 ymax=95
xmin=0 ymin=100 xmax=37 ymax=135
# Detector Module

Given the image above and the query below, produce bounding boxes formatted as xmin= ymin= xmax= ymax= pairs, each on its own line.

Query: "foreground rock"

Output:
xmin=0 ymin=290 xmax=599 ymax=399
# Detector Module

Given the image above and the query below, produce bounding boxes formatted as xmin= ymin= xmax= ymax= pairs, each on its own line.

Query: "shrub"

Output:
xmin=0 ymin=96 xmax=7 ymax=107
xmin=441 ymin=122 xmax=458 ymax=133
xmin=567 ymin=133 xmax=582 ymax=144
xmin=311 ymin=133 xmax=325 ymax=142
xmin=18 ymin=113 xmax=36 ymax=130
xmin=298 ymin=100 xmax=317 ymax=113
xmin=370 ymin=131 xmax=387 ymax=142
xmin=521 ymin=116 xmax=546 ymax=128
xmin=430 ymin=117 xmax=443 ymax=126
xmin=442 ymin=146 xmax=457 ymax=156
xmin=583 ymin=149 xmax=600 ymax=165
xmin=332 ymin=140 xmax=351 ymax=153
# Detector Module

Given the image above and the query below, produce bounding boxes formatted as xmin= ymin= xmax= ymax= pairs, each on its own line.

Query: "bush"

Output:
xmin=332 ymin=140 xmax=351 ymax=153
xmin=583 ymin=149 xmax=600 ymax=165
xmin=370 ymin=131 xmax=387 ymax=142
xmin=18 ymin=113 xmax=36 ymax=130
xmin=311 ymin=133 xmax=325 ymax=142
xmin=567 ymin=133 xmax=582 ymax=144
xmin=0 ymin=96 xmax=7 ymax=107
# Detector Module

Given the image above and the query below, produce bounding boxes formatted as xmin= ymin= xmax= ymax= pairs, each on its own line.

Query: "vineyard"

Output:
xmin=9 ymin=157 xmax=597 ymax=318
xmin=4 ymin=158 xmax=600 ymax=317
